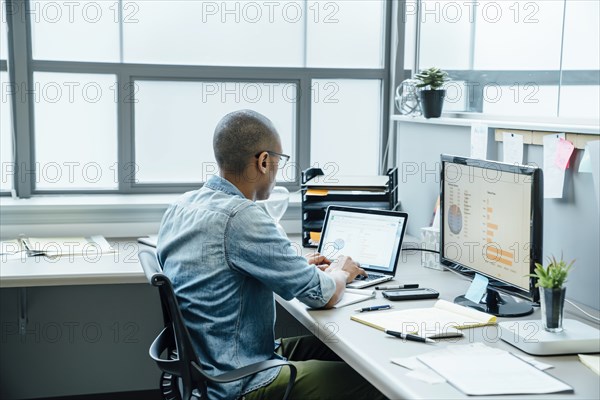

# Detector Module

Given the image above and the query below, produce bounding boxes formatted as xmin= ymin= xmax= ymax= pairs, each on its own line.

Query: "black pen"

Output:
xmin=355 ymin=304 xmax=392 ymax=312
xmin=375 ymin=284 xmax=419 ymax=290
xmin=385 ymin=330 xmax=436 ymax=344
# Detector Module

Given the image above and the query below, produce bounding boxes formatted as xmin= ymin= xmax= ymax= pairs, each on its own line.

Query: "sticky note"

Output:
xmin=554 ymin=138 xmax=575 ymax=171
xmin=465 ymin=274 xmax=489 ymax=304
xmin=503 ymin=132 xmax=524 ymax=165
xmin=543 ymin=133 xmax=566 ymax=199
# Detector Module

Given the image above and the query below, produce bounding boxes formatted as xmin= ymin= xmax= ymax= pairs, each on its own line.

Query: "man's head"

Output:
xmin=213 ymin=110 xmax=286 ymax=201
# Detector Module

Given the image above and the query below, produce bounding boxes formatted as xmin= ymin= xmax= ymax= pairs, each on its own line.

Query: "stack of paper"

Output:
xmin=417 ymin=343 xmax=573 ymax=395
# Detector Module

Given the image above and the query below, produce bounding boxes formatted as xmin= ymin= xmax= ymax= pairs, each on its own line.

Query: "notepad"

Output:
xmin=333 ymin=288 xmax=376 ymax=309
xmin=351 ymin=299 xmax=496 ymax=339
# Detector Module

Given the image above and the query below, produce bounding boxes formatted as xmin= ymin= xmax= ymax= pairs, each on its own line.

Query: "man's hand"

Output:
xmin=326 ymin=255 xmax=367 ymax=283
xmin=306 ymin=252 xmax=332 ymax=271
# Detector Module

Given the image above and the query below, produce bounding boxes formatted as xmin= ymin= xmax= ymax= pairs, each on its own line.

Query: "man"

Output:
xmin=157 ymin=110 xmax=386 ymax=399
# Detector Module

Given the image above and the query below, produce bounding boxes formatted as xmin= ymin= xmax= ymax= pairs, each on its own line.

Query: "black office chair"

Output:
xmin=138 ymin=246 xmax=297 ymax=400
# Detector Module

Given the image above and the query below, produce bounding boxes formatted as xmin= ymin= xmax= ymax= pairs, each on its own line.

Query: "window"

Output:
xmin=310 ymin=79 xmax=381 ymax=175
xmin=3 ymin=0 xmax=391 ymax=197
xmin=33 ymin=72 xmax=118 ymax=190
xmin=410 ymin=0 xmax=600 ymax=122
xmin=134 ymin=80 xmax=296 ymax=183
xmin=1 ymin=2 xmax=12 ymax=194
xmin=1 ymin=71 xmax=13 ymax=193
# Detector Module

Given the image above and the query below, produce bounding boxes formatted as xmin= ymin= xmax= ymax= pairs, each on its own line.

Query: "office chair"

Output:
xmin=138 ymin=246 xmax=297 ymax=400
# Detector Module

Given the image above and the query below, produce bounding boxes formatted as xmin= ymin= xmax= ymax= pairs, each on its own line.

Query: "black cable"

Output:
xmin=403 ymin=247 xmax=440 ymax=254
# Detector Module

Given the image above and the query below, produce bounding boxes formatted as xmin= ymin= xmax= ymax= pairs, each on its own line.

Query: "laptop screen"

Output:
xmin=318 ymin=207 xmax=408 ymax=273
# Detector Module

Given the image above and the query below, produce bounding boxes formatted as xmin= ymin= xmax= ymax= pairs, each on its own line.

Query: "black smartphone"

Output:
xmin=382 ymin=288 xmax=439 ymax=301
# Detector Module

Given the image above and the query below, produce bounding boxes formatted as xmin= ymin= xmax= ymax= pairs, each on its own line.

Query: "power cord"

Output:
xmin=565 ymin=299 xmax=600 ymax=323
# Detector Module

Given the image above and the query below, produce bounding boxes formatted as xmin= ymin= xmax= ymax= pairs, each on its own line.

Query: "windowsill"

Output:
xmin=391 ymin=113 xmax=600 ymax=135
xmin=0 ymin=192 xmax=302 ymax=239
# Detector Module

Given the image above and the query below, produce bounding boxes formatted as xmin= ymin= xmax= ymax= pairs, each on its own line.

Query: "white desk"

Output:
xmin=278 ymin=243 xmax=600 ymax=399
xmin=2 ymin=237 xmax=598 ymax=399
xmin=0 ymin=240 xmax=146 ymax=288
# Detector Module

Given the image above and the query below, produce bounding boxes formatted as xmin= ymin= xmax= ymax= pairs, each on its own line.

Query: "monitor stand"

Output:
xmin=455 ymin=287 xmax=534 ymax=317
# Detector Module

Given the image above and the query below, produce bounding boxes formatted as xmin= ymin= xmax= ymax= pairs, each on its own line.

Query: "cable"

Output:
xmin=403 ymin=247 xmax=440 ymax=254
xmin=565 ymin=299 xmax=600 ymax=323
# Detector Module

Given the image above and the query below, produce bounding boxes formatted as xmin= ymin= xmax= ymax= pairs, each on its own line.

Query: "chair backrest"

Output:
xmin=152 ymin=273 xmax=209 ymax=399
xmin=138 ymin=245 xmax=162 ymax=282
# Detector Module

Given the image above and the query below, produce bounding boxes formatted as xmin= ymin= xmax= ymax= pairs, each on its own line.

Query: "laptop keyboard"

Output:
xmin=354 ymin=272 xmax=385 ymax=282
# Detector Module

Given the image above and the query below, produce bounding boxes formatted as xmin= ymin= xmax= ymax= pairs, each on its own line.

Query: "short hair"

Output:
xmin=213 ymin=110 xmax=279 ymax=174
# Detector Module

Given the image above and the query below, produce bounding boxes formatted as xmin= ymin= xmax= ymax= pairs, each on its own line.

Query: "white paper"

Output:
xmin=503 ymin=132 xmax=524 ymax=165
xmin=391 ymin=356 xmax=422 ymax=370
xmin=464 ymin=273 xmax=489 ymax=304
xmin=391 ymin=356 xmax=447 ymax=384
xmin=514 ymin=354 xmax=553 ymax=371
xmin=406 ymin=369 xmax=447 ymax=384
xmin=586 ymin=141 xmax=600 ymax=212
xmin=579 ymin=145 xmax=592 ymax=173
xmin=417 ymin=343 xmax=572 ymax=395
xmin=333 ymin=288 xmax=375 ymax=308
xmin=543 ymin=133 xmax=566 ymax=198
xmin=470 ymin=123 xmax=488 ymax=159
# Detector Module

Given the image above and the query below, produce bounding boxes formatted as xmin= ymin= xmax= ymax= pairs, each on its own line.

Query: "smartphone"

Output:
xmin=382 ymin=288 xmax=439 ymax=301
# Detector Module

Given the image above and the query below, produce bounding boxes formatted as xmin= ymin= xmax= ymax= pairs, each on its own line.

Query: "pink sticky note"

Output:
xmin=555 ymin=138 xmax=575 ymax=170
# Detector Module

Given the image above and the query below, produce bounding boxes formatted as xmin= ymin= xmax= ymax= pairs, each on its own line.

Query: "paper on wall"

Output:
xmin=502 ymin=132 xmax=524 ymax=165
xmin=586 ymin=141 xmax=600 ymax=212
xmin=579 ymin=144 xmax=592 ymax=173
xmin=470 ymin=123 xmax=488 ymax=159
xmin=543 ymin=133 xmax=566 ymax=199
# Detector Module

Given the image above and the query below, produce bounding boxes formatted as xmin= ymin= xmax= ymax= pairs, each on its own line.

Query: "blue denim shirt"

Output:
xmin=157 ymin=176 xmax=336 ymax=399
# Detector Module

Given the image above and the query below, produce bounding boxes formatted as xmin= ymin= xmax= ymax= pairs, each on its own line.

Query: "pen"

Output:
xmin=385 ymin=330 xmax=436 ymax=344
xmin=355 ymin=304 xmax=392 ymax=312
xmin=375 ymin=284 xmax=419 ymax=290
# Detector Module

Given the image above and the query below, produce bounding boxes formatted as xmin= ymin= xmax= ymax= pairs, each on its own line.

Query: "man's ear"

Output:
xmin=257 ymin=152 xmax=269 ymax=174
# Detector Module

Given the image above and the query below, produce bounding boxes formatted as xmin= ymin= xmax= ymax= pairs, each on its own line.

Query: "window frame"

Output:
xmin=400 ymin=0 xmax=599 ymax=120
xmin=4 ymin=0 xmax=393 ymax=198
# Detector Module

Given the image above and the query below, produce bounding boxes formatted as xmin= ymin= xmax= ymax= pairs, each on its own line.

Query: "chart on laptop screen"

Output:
xmin=320 ymin=210 xmax=404 ymax=272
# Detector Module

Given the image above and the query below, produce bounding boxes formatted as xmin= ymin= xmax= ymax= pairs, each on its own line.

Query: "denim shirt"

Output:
xmin=157 ymin=176 xmax=336 ymax=399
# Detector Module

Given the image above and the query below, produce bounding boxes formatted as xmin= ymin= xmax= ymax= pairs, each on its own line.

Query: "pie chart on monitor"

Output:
xmin=448 ymin=204 xmax=463 ymax=234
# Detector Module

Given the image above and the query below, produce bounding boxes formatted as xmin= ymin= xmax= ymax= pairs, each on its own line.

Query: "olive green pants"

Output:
xmin=244 ymin=335 xmax=387 ymax=400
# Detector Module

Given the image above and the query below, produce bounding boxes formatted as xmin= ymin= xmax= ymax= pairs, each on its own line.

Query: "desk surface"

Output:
xmin=0 ymin=240 xmax=146 ymax=288
xmin=278 ymin=243 xmax=600 ymax=400
xmin=2 ymin=236 xmax=599 ymax=399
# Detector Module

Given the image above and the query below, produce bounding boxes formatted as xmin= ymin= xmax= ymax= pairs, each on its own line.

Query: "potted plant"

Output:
xmin=529 ymin=255 xmax=575 ymax=332
xmin=414 ymin=67 xmax=449 ymax=119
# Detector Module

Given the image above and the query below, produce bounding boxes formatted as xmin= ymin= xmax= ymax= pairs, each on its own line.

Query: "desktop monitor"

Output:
xmin=440 ymin=155 xmax=543 ymax=317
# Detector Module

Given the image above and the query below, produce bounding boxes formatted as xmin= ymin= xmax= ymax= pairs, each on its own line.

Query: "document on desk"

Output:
xmin=351 ymin=299 xmax=495 ymax=339
xmin=21 ymin=236 xmax=116 ymax=258
xmin=333 ymin=288 xmax=376 ymax=308
xmin=417 ymin=343 xmax=573 ymax=395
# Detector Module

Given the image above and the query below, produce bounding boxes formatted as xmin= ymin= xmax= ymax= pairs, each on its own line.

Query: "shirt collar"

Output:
xmin=204 ymin=175 xmax=247 ymax=199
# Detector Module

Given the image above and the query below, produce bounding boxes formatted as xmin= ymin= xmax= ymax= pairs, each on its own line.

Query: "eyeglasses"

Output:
xmin=255 ymin=150 xmax=290 ymax=166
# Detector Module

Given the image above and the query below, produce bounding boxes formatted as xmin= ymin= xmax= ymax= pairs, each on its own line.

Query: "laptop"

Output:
xmin=317 ymin=206 xmax=408 ymax=289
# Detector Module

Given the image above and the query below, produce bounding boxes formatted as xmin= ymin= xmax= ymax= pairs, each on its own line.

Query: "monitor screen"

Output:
xmin=440 ymin=155 xmax=543 ymax=304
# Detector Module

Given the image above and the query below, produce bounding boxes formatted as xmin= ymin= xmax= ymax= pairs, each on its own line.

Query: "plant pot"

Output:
xmin=539 ymin=287 xmax=566 ymax=333
xmin=418 ymin=89 xmax=446 ymax=119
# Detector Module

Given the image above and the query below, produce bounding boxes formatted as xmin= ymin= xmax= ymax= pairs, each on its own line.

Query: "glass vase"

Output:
xmin=539 ymin=287 xmax=566 ymax=333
